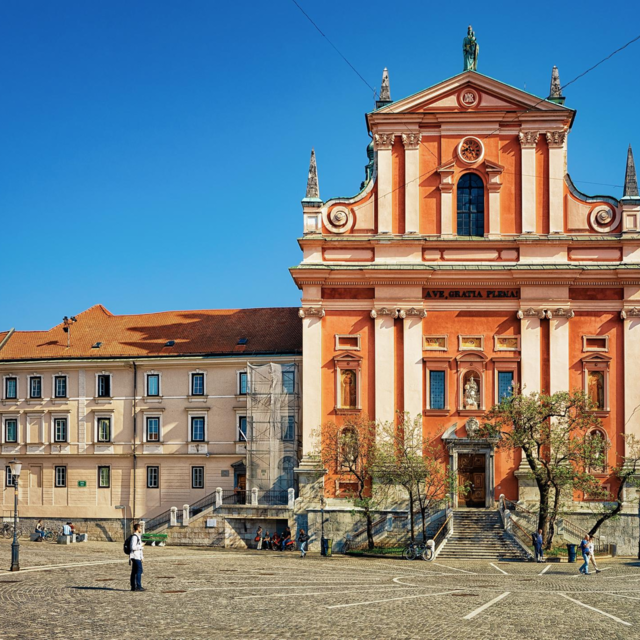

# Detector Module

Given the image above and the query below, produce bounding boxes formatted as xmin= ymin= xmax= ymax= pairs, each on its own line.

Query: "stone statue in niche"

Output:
xmin=464 ymin=374 xmax=480 ymax=410
xmin=465 ymin=417 xmax=480 ymax=438
xmin=341 ymin=369 xmax=357 ymax=408
xmin=588 ymin=371 xmax=604 ymax=410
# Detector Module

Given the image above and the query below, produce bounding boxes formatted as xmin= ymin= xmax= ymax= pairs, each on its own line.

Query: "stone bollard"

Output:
xmin=215 ymin=487 xmax=223 ymax=509
xmin=139 ymin=520 xmax=146 ymax=534
xmin=287 ymin=487 xmax=295 ymax=509
xmin=170 ymin=506 xmax=178 ymax=527
xmin=251 ymin=487 xmax=258 ymax=506
xmin=183 ymin=504 xmax=190 ymax=526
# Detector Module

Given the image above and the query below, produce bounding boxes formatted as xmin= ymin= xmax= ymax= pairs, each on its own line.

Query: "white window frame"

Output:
xmin=2 ymin=414 xmax=19 ymax=444
xmin=94 ymin=414 xmax=113 ymax=443
xmin=236 ymin=414 xmax=248 ymax=442
xmin=143 ymin=414 xmax=163 ymax=443
xmin=97 ymin=465 xmax=111 ymax=489
xmin=582 ymin=335 xmax=609 ymax=353
xmin=145 ymin=371 xmax=162 ymax=398
xmin=28 ymin=374 xmax=43 ymax=399
xmin=188 ymin=414 xmax=207 ymax=443
xmin=425 ymin=362 xmax=450 ymax=411
xmin=54 ymin=465 xmax=67 ymax=488
xmin=52 ymin=373 xmax=69 ymax=399
xmin=334 ymin=334 xmax=361 ymax=351
xmin=3 ymin=375 xmax=19 ymax=401
xmin=51 ymin=414 xmax=70 ymax=443
xmin=95 ymin=372 xmax=113 ymax=398
xmin=583 ymin=360 xmax=610 ymax=413
xmin=237 ymin=370 xmax=248 ymax=396
xmin=191 ymin=465 xmax=205 ymax=489
xmin=6 ymin=466 xmax=16 ymax=487
xmin=189 ymin=370 xmax=207 ymax=397
xmin=493 ymin=335 xmax=521 ymax=352
xmin=147 ymin=465 xmax=160 ymax=489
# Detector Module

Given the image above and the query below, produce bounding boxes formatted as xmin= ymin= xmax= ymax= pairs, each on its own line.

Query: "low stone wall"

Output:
xmin=563 ymin=512 xmax=639 ymax=557
xmin=14 ymin=517 xmax=127 ymax=542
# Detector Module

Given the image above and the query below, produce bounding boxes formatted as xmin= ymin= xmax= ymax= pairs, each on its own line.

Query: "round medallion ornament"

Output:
xmin=457 ymin=87 xmax=480 ymax=109
xmin=323 ymin=206 xmax=354 ymax=234
xmin=589 ymin=205 xmax=620 ymax=233
xmin=457 ymin=136 xmax=484 ymax=164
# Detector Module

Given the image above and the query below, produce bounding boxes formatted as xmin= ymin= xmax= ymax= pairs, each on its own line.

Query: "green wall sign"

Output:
xmin=77 ymin=481 xmax=87 ymax=487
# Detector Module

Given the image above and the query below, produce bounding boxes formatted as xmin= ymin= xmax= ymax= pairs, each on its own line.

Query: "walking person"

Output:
xmin=129 ymin=523 xmax=145 ymax=591
xmin=533 ymin=529 xmax=544 ymax=563
xmin=588 ymin=537 xmax=601 ymax=574
xmin=255 ymin=526 xmax=263 ymax=550
xmin=579 ymin=534 xmax=590 ymax=575
xmin=298 ymin=528 xmax=309 ymax=559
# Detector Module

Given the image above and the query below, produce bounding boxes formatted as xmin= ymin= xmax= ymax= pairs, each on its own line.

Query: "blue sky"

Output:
xmin=1 ymin=0 xmax=638 ymax=330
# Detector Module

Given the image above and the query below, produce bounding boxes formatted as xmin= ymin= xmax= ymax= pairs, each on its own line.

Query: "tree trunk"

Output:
xmin=589 ymin=479 xmax=625 ymax=537
xmin=421 ymin=507 xmax=427 ymax=542
xmin=408 ymin=490 xmax=415 ymax=542
xmin=366 ymin=511 xmax=374 ymax=550
xmin=537 ymin=482 xmax=553 ymax=550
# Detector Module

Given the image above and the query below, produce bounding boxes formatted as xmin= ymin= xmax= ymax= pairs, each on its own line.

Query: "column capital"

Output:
xmin=621 ymin=307 xmax=640 ymax=319
xmin=545 ymin=131 xmax=567 ymax=148
xmin=518 ymin=131 xmax=539 ymax=148
xmin=402 ymin=307 xmax=427 ymax=318
xmin=549 ymin=307 xmax=575 ymax=319
xmin=373 ymin=133 xmax=396 ymax=150
xmin=401 ymin=132 xmax=421 ymax=149
xmin=298 ymin=307 xmax=324 ymax=318
xmin=517 ymin=307 xmax=545 ymax=319
xmin=371 ymin=307 xmax=399 ymax=319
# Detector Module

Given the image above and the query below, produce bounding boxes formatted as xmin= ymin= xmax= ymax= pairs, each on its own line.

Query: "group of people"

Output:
xmin=33 ymin=519 xmax=75 ymax=541
xmin=533 ymin=528 xmax=601 ymax=574
xmin=254 ymin=526 xmax=309 ymax=557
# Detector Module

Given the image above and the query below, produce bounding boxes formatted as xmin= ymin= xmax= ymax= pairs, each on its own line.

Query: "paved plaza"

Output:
xmin=0 ymin=540 xmax=639 ymax=639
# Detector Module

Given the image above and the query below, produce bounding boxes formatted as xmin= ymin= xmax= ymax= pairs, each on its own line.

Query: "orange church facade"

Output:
xmin=292 ymin=68 xmax=640 ymax=508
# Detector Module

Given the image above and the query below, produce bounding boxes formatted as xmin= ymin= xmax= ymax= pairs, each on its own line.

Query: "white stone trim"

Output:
xmin=95 ymin=371 xmax=113 ymax=398
xmin=458 ymin=335 xmax=484 ymax=351
xmin=494 ymin=335 xmax=521 ymax=351
xmin=2 ymin=374 xmax=19 ymax=401
xmin=94 ymin=412 xmax=114 ymax=444
xmin=51 ymin=372 xmax=68 ymax=399
xmin=50 ymin=412 xmax=71 ymax=443
xmin=144 ymin=370 xmax=162 ymax=398
xmin=1 ymin=413 xmax=20 ymax=444
xmin=189 ymin=369 xmax=207 ymax=398
xmin=582 ymin=335 xmax=609 ymax=353
xmin=187 ymin=411 xmax=208 ymax=443
xmin=334 ymin=334 xmax=361 ymax=351
xmin=142 ymin=411 xmax=163 ymax=444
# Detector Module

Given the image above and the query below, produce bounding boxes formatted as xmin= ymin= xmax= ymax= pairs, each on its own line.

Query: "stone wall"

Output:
xmin=15 ymin=516 xmax=127 ymax=541
xmin=563 ymin=512 xmax=639 ymax=557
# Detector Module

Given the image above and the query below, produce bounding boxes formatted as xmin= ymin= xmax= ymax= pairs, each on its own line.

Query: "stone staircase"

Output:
xmin=437 ymin=510 xmax=525 ymax=560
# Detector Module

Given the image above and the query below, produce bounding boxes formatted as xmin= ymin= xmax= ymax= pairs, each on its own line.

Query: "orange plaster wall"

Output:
xmin=569 ymin=312 xmax=623 ymax=490
xmin=499 ymin=135 xmax=521 ymax=234
xmin=395 ymin=319 xmax=404 ymax=419
xmin=419 ymin=135 xmax=440 ymax=234
xmin=536 ymin=140 xmax=550 ymax=234
xmin=392 ymin=139 xmax=405 ymax=235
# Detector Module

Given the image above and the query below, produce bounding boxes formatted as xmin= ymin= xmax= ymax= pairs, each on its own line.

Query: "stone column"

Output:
xmin=373 ymin=309 xmax=396 ymax=424
xmin=299 ymin=308 xmax=323 ymax=457
xmin=622 ymin=308 xmax=640 ymax=448
xmin=519 ymin=311 xmax=542 ymax=393
xmin=402 ymin=310 xmax=426 ymax=426
xmin=549 ymin=310 xmax=572 ymax=394
xmin=401 ymin=133 xmax=421 ymax=233
xmin=182 ymin=504 xmax=189 ymax=526
xmin=519 ymin=131 xmax=539 ymax=234
xmin=374 ymin=133 xmax=395 ymax=234
xmin=170 ymin=506 xmax=177 ymax=527
xmin=437 ymin=161 xmax=455 ymax=236
xmin=251 ymin=487 xmax=258 ymax=506
xmin=546 ymin=131 xmax=567 ymax=234
xmin=215 ymin=487 xmax=222 ymax=509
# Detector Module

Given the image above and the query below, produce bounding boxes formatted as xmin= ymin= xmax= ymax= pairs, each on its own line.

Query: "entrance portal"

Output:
xmin=458 ymin=453 xmax=486 ymax=508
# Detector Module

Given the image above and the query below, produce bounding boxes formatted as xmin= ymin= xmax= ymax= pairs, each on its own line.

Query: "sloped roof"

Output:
xmin=0 ymin=304 xmax=302 ymax=362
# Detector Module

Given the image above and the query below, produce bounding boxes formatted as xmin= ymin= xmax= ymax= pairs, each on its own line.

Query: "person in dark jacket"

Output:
xmin=533 ymin=529 xmax=544 ymax=563
xmin=298 ymin=529 xmax=309 ymax=558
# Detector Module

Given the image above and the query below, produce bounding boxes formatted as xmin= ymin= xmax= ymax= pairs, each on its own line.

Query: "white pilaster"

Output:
xmin=520 ymin=316 xmax=541 ymax=393
xmin=402 ymin=133 xmax=421 ymax=233
xmin=549 ymin=316 xmax=570 ymax=394
xmin=623 ymin=314 xmax=640 ymax=448
xmin=301 ymin=312 xmax=323 ymax=457
xmin=519 ymin=131 xmax=538 ymax=234
xmin=403 ymin=314 xmax=424 ymax=421
xmin=374 ymin=313 xmax=395 ymax=424
xmin=374 ymin=133 xmax=395 ymax=234
xmin=547 ymin=132 xmax=567 ymax=234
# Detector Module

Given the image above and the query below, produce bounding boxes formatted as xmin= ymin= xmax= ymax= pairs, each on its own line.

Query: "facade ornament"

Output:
xmin=303 ymin=149 xmax=320 ymax=201
xmin=553 ymin=308 xmax=575 ymax=319
xmin=462 ymin=25 xmax=479 ymax=71
xmin=404 ymin=307 xmax=428 ymax=318
xmin=518 ymin=307 xmax=541 ymax=318
xmin=589 ymin=205 xmax=621 ymax=233
xmin=548 ymin=65 xmax=564 ymax=104
xmin=375 ymin=67 xmax=392 ymax=110
xmin=298 ymin=307 xmax=325 ymax=318
xmin=465 ymin=417 xmax=480 ymax=438
xmin=370 ymin=309 xmax=377 ymax=319
xmin=516 ymin=310 xmax=524 ymax=320
xmin=621 ymin=308 xmax=640 ymax=319
xmin=623 ymin=145 xmax=639 ymax=199
xmin=401 ymin=132 xmax=421 ymax=149
xmin=546 ymin=131 xmax=567 ymax=148
xmin=464 ymin=376 xmax=480 ymax=410
xmin=374 ymin=307 xmax=399 ymax=318
xmin=373 ymin=133 xmax=395 ymax=150
xmin=398 ymin=309 xmax=406 ymax=319
xmin=518 ymin=131 xmax=539 ymax=148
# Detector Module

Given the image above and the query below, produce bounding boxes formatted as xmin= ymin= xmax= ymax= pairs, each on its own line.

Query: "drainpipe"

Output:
xmin=132 ymin=361 xmax=137 ymax=522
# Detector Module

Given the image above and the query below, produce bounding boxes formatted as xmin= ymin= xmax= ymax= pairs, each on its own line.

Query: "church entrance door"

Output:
xmin=458 ymin=453 xmax=486 ymax=507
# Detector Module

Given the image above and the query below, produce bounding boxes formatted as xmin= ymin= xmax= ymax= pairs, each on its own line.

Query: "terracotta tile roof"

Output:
xmin=0 ymin=304 xmax=302 ymax=361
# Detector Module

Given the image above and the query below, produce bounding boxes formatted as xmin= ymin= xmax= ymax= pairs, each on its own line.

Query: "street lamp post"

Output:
xmin=9 ymin=459 xmax=22 ymax=572
xmin=320 ymin=496 xmax=326 ymax=556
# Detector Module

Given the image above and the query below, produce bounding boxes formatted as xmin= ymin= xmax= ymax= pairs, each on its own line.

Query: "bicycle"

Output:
xmin=43 ymin=528 xmax=60 ymax=542
xmin=402 ymin=540 xmax=428 ymax=560
xmin=1 ymin=522 xmax=24 ymax=539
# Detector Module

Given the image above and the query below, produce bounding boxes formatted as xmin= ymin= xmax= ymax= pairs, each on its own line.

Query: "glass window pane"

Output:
xmin=98 ymin=375 xmax=110 ymax=397
xmin=55 ymin=419 xmax=67 ymax=442
xmin=5 ymin=378 xmax=17 ymax=399
xmin=55 ymin=376 xmax=67 ymax=398
xmin=147 ymin=466 xmax=159 ymax=488
xmin=282 ymin=371 xmax=295 ymax=394
xmin=98 ymin=418 xmax=111 ymax=442
xmin=239 ymin=372 xmax=247 ymax=395
xmin=498 ymin=371 xmax=514 ymax=400
xmin=147 ymin=417 xmax=159 ymax=441
xmin=192 ymin=417 xmax=205 ymax=442
xmin=6 ymin=420 xmax=17 ymax=443
xmin=192 ymin=374 xmax=204 ymax=395
xmin=147 ymin=375 xmax=159 ymax=396
xmin=98 ymin=467 xmax=110 ymax=488
xmin=238 ymin=417 xmax=247 ymax=441
xmin=55 ymin=466 xmax=66 ymax=487
xmin=282 ymin=415 xmax=295 ymax=440
xmin=192 ymin=467 xmax=204 ymax=488
xmin=30 ymin=377 xmax=41 ymax=398
xmin=430 ymin=370 xmax=446 ymax=410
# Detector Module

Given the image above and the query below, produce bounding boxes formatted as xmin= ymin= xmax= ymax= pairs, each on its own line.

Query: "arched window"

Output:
xmin=457 ymin=173 xmax=484 ymax=237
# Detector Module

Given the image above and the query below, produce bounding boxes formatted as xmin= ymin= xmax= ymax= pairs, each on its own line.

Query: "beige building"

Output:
xmin=0 ymin=304 xmax=301 ymax=538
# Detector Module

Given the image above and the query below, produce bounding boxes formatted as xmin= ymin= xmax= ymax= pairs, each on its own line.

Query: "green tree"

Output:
xmin=481 ymin=389 xmax=605 ymax=549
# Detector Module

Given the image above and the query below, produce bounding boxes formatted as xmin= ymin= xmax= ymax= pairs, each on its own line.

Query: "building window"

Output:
xmin=238 ymin=372 xmax=247 ymax=395
xmin=29 ymin=376 xmax=42 ymax=399
xmin=54 ymin=376 xmax=67 ymax=398
xmin=191 ymin=373 xmax=205 ymax=396
xmin=54 ymin=418 xmax=68 ymax=442
xmin=429 ymin=370 xmax=446 ymax=410
xmin=5 ymin=419 xmax=18 ymax=443
xmin=98 ymin=466 xmax=110 ymax=488
xmin=279 ymin=456 xmax=295 ymax=488
xmin=147 ymin=466 xmax=159 ymax=489
xmin=457 ymin=173 xmax=484 ymax=237
xmin=146 ymin=417 xmax=160 ymax=442
xmin=146 ymin=374 xmax=160 ymax=397
xmin=5 ymin=377 xmax=17 ymax=400
xmin=192 ymin=466 xmax=204 ymax=489
xmin=282 ymin=370 xmax=295 ymax=394
xmin=238 ymin=416 xmax=247 ymax=442
xmin=191 ymin=417 xmax=205 ymax=442
xmin=97 ymin=417 xmax=111 ymax=442
xmin=282 ymin=415 xmax=295 ymax=441
xmin=97 ymin=374 xmax=111 ymax=398
xmin=54 ymin=466 xmax=67 ymax=488
xmin=6 ymin=467 xmax=16 ymax=487
xmin=498 ymin=371 xmax=514 ymax=401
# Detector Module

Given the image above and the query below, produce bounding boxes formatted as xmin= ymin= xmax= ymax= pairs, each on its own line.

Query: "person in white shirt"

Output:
xmin=62 ymin=523 xmax=72 ymax=536
xmin=588 ymin=539 xmax=601 ymax=574
xmin=129 ymin=523 xmax=145 ymax=592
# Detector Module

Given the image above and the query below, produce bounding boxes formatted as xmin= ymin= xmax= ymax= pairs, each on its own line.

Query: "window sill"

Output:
xmin=51 ymin=398 xmax=69 ymax=405
xmin=590 ymin=410 xmax=610 ymax=417
xmin=27 ymin=398 xmax=43 ymax=404
xmin=457 ymin=409 xmax=485 ymax=416
xmin=334 ymin=407 xmax=361 ymax=415
xmin=187 ymin=395 xmax=208 ymax=402
xmin=94 ymin=398 xmax=113 ymax=404
xmin=143 ymin=396 xmax=163 ymax=403
xmin=423 ymin=409 xmax=450 ymax=416
xmin=1 ymin=399 xmax=19 ymax=405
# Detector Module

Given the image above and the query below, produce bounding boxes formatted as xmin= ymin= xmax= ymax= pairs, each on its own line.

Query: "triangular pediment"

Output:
xmin=372 ymin=71 xmax=572 ymax=115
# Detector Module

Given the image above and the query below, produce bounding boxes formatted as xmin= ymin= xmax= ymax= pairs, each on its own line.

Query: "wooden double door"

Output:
xmin=458 ymin=453 xmax=486 ymax=507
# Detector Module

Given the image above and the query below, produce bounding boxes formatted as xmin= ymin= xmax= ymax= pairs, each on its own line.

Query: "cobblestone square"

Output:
xmin=1 ymin=539 xmax=639 ymax=639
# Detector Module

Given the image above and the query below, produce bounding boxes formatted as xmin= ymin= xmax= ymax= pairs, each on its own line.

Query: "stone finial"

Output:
xmin=548 ymin=66 xmax=564 ymax=104
xmin=305 ymin=149 xmax=319 ymax=199
xmin=623 ymin=145 xmax=639 ymax=199
xmin=375 ymin=68 xmax=393 ymax=109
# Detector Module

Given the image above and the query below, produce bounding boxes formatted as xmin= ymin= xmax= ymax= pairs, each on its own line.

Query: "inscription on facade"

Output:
xmin=424 ymin=289 xmax=519 ymax=300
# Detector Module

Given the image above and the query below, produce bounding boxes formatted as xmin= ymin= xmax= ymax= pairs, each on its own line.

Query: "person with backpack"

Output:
xmin=125 ymin=523 xmax=145 ymax=591
xmin=579 ymin=535 xmax=591 ymax=575
xmin=298 ymin=528 xmax=309 ymax=558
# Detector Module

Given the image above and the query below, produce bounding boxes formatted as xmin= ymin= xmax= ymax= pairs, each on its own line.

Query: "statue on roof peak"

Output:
xmin=463 ymin=25 xmax=479 ymax=71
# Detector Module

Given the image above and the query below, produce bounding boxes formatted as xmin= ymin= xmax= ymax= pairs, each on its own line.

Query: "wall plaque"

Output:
xmin=424 ymin=289 xmax=519 ymax=300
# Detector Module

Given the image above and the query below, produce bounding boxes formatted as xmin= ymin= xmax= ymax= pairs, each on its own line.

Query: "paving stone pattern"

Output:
xmin=0 ymin=539 xmax=639 ymax=639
